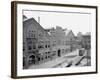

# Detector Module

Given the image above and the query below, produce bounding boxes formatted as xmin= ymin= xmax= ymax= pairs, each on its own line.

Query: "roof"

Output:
xmin=82 ymin=35 xmax=91 ymax=38
xmin=64 ymin=30 xmax=71 ymax=36
xmin=23 ymin=15 xmax=28 ymax=21
xmin=23 ymin=17 xmax=50 ymax=39
xmin=23 ymin=15 xmax=27 ymax=18
xmin=85 ymin=32 xmax=91 ymax=35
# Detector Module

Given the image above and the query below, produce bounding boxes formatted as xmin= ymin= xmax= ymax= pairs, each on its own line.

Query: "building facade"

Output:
xmin=76 ymin=33 xmax=91 ymax=50
xmin=23 ymin=17 xmax=51 ymax=69
xmin=45 ymin=26 xmax=77 ymax=59
xmin=81 ymin=35 xmax=91 ymax=50
xmin=23 ymin=16 xmax=78 ymax=69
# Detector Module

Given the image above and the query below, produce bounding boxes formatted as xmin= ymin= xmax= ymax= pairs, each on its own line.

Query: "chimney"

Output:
xmin=38 ymin=16 xmax=40 ymax=24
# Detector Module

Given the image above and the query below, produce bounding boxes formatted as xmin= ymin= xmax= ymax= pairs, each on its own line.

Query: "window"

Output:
xmin=45 ymin=41 xmax=50 ymax=48
xmin=28 ymin=41 xmax=32 ymax=44
xmin=23 ymin=42 xmax=25 ymax=51
xmin=45 ymin=56 xmax=47 ymax=59
xmin=48 ymin=45 xmax=50 ymax=48
xmin=23 ymin=46 xmax=25 ymax=51
xmin=48 ymin=56 xmax=50 ymax=58
xmin=39 ymin=34 xmax=41 ymax=36
xmin=38 ymin=33 xmax=43 ymax=38
xmin=28 ymin=46 xmax=32 ymax=50
xmin=38 ymin=41 xmax=44 ymax=49
xmin=38 ymin=45 xmax=43 ymax=49
xmin=38 ymin=57 xmax=40 ymax=61
xmin=41 ymin=57 xmax=43 ymax=60
xmin=28 ymin=30 xmax=37 ymax=38
xmin=62 ymin=49 xmax=64 ymax=53
xmin=45 ymin=45 xmax=47 ymax=48
xmin=33 ymin=45 xmax=36 ymax=49
xmin=48 ymin=52 xmax=50 ymax=54
xmin=45 ymin=52 xmax=48 ymax=55
xmin=33 ymin=34 xmax=36 ymax=38
xmin=31 ymin=34 xmax=33 ymax=37
xmin=53 ymin=41 xmax=56 ymax=46
xmin=47 ymin=41 xmax=50 ymax=48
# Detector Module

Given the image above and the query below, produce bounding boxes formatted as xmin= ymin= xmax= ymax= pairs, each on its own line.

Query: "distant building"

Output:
xmin=45 ymin=26 xmax=76 ymax=58
xmin=76 ymin=33 xmax=91 ymax=50
xmin=46 ymin=26 xmax=67 ymax=59
xmin=81 ymin=35 xmax=91 ymax=50
xmin=64 ymin=30 xmax=76 ymax=52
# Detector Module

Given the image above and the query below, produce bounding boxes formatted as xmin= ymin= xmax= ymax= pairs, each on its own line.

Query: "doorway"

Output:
xmin=58 ymin=49 xmax=61 ymax=57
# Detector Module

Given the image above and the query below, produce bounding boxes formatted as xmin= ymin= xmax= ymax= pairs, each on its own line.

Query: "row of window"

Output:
xmin=52 ymin=48 xmax=70 ymax=55
xmin=37 ymin=55 xmax=50 ymax=61
xmin=38 ymin=51 xmax=51 ymax=61
xmin=27 ymin=48 xmax=72 ymax=64
xmin=52 ymin=41 xmax=75 ymax=46
xmin=27 ymin=45 xmax=50 ymax=50
xmin=38 ymin=44 xmax=50 ymax=49
xmin=28 ymin=45 xmax=36 ymax=50
xmin=24 ymin=44 xmax=72 ymax=53
xmin=26 ymin=40 xmax=76 ymax=50
xmin=27 ymin=31 xmax=45 ymax=39
xmin=23 ymin=45 xmax=51 ymax=51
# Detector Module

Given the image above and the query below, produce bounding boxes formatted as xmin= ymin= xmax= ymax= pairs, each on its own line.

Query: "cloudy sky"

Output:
xmin=23 ymin=10 xmax=91 ymax=36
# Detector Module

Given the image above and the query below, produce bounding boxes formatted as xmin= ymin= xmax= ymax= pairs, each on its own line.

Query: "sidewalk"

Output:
xmin=28 ymin=49 xmax=80 ymax=69
xmin=28 ymin=55 xmax=68 ymax=69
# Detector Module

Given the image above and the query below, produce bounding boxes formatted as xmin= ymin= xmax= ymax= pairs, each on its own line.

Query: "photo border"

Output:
xmin=11 ymin=1 xmax=98 ymax=79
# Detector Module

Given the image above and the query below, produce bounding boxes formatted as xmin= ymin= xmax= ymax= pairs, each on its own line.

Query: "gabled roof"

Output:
xmin=23 ymin=15 xmax=27 ymax=18
xmin=64 ymin=30 xmax=71 ymax=36
xmin=64 ymin=30 xmax=75 ymax=37
xmin=23 ymin=17 xmax=50 ymax=39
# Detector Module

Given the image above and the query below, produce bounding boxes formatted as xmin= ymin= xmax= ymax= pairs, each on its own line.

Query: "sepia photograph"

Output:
xmin=11 ymin=1 xmax=97 ymax=78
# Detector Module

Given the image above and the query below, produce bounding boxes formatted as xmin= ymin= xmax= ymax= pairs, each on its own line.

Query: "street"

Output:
xmin=28 ymin=49 xmax=90 ymax=69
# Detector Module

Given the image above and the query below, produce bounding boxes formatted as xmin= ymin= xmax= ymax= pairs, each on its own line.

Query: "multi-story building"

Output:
xmin=76 ymin=32 xmax=91 ymax=50
xmin=23 ymin=17 xmax=51 ymax=69
xmin=64 ymin=29 xmax=76 ymax=52
xmin=45 ymin=26 xmax=67 ymax=59
xmin=23 ymin=15 xmax=78 ymax=69
xmin=81 ymin=34 xmax=91 ymax=50
xmin=45 ymin=26 xmax=76 ymax=59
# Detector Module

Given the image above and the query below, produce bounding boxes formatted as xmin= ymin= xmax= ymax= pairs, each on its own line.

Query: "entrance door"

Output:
xmin=58 ymin=49 xmax=61 ymax=57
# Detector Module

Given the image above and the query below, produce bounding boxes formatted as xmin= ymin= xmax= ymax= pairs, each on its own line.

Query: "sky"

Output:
xmin=23 ymin=10 xmax=91 ymax=36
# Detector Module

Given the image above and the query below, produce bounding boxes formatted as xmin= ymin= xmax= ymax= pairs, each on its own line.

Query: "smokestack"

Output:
xmin=38 ymin=16 xmax=40 ymax=24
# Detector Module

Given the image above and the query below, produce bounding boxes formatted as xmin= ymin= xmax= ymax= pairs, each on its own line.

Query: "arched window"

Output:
xmin=29 ymin=55 xmax=36 ymax=64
